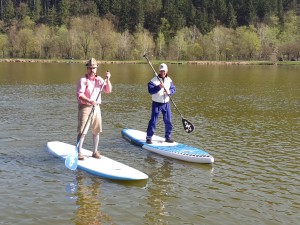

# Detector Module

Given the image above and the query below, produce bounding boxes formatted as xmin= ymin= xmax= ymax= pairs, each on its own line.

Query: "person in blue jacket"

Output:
xmin=146 ymin=63 xmax=176 ymax=144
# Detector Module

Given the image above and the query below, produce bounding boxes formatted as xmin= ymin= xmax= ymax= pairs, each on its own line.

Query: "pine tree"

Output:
xmin=58 ymin=0 xmax=71 ymax=25
xmin=226 ymin=2 xmax=237 ymax=29
xmin=3 ymin=0 xmax=14 ymax=24
xmin=28 ymin=0 xmax=42 ymax=22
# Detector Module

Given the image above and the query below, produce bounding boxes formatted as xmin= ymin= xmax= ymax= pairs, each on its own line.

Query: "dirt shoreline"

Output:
xmin=0 ymin=58 xmax=280 ymax=65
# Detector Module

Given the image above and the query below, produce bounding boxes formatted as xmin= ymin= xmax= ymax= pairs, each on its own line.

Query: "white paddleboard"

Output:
xmin=122 ymin=128 xmax=214 ymax=164
xmin=46 ymin=141 xmax=148 ymax=181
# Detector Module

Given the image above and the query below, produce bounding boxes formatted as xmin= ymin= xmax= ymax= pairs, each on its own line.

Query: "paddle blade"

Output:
xmin=182 ymin=118 xmax=194 ymax=133
xmin=65 ymin=147 xmax=78 ymax=170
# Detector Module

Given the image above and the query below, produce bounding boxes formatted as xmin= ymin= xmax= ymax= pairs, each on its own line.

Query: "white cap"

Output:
xmin=159 ymin=63 xmax=168 ymax=72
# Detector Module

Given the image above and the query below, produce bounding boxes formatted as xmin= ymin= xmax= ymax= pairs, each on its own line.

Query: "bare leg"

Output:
xmin=93 ymin=133 xmax=99 ymax=153
xmin=78 ymin=134 xmax=86 ymax=153
xmin=92 ymin=133 xmax=101 ymax=159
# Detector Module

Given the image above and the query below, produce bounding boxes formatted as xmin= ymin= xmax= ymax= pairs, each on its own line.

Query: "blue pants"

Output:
xmin=146 ymin=101 xmax=173 ymax=140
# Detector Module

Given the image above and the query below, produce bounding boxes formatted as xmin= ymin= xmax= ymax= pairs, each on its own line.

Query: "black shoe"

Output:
xmin=146 ymin=139 xmax=152 ymax=144
xmin=165 ymin=139 xmax=174 ymax=143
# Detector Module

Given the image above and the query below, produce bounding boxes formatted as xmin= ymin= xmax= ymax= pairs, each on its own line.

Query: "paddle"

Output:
xmin=143 ymin=54 xmax=194 ymax=133
xmin=65 ymin=75 xmax=109 ymax=170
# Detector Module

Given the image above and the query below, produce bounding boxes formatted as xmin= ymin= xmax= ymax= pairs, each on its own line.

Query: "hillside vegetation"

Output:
xmin=0 ymin=0 xmax=299 ymax=61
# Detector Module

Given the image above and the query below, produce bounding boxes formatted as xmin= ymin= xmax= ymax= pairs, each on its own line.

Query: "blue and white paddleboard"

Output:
xmin=46 ymin=141 xmax=148 ymax=181
xmin=121 ymin=128 xmax=214 ymax=164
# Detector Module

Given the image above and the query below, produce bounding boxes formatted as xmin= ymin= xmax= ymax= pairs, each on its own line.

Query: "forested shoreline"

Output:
xmin=0 ymin=0 xmax=299 ymax=61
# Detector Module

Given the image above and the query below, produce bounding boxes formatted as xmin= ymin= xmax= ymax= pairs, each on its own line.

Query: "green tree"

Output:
xmin=155 ymin=31 xmax=166 ymax=59
xmin=116 ymin=29 xmax=133 ymax=60
xmin=58 ymin=0 xmax=71 ymax=25
xmin=19 ymin=15 xmax=35 ymax=30
xmin=79 ymin=0 xmax=98 ymax=16
xmin=198 ymin=34 xmax=215 ymax=60
xmin=0 ymin=33 xmax=8 ymax=57
xmin=179 ymin=0 xmax=196 ymax=27
xmin=110 ymin=0 xmax=122 ymax=16
xmin=226 ymin=2 xmax=237 ymax=28
xmin=94 ymin=0 xmax=110 ymax=16
xmin=143 ymin=0 xmax=162 ymax=34
xmin=18 ymin=28 xmax=36 ymax=57
xmin=234 ymin=0 xmax=248 ymax=25
xmin=35 ymin=24 xmax=52 ymax=58
xmin=195 ymin=8 xmax=211 ymax=34
xmin=3 ymin=0 xmax=14 ymax=24
xmin=129 ymin=0 xmax=144 ymax=33
xmin=209 ymin=25 xmax=234 ymax=60
xmin=70 ymin=16 xmax=99 ymax=59
xmin=210 ymin=26 xmax=222 ymax=61
xmin=15 ymin=2 xmax=29 ymax=20
xmin=235 ymin=26 xmax=261 ymax=59
xmin=248 ymin=0 xmax=256 ymax=25
xmin=214 ymin=0 xmax=227 ymax=23
xmin=256 ymin=0 xmax=273 ymax=21
xmin=69 ymin=0 xmax=81 ymax=17
xmin=46 ymin=5 xmax=58 ymax=27
xmin=55 ymin=25 xmax=75 ymax=58
xmin=169 ymin=28 xmax=189 ymax=61
xmin=28 ymin=0 xmax=42 ymax=22
xmin=162 ymin=0 xmax=186 ymax=34
xmin=158 ymin=17 xmax=171 ymax=44
xmin=278 ymin=10 xmax=299 ymax=43
xmin=7 ymin=22 xmax=19 ymax=57
xmin=132 ymin=28 xmax=154 ymax=59
xmin=189 ymin=40 xmax=204 ymax=60
xmin=94 ymin=19 xmax=118 ymax=60
xmin=256 ymin=23 xmax=279 ymax=59
xmin=277 ymin=0 xmax=284 ymax=31
xmin=279 ymin=40 xmax=299 ymax=60
xmin=118 ymin=1 xmax=131 ymax=32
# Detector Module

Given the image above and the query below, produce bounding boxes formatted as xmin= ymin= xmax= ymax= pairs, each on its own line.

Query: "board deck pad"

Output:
xmin=122 ymin=128 xmax=214 ymax=164
xmin=47 ymin=141 xmax=148 ymax=180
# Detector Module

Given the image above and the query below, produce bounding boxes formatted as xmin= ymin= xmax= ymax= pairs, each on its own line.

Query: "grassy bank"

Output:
xmin=0 ymin=58 xmax=299 ymax=65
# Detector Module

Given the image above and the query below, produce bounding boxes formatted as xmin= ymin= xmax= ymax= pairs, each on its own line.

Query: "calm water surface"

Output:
xmin=0 ymin=62 xmax=299 ymax=225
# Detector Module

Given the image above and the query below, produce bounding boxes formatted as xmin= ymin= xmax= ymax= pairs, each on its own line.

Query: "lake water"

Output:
xmin=0 ymin=62 xmax=299 ymax=225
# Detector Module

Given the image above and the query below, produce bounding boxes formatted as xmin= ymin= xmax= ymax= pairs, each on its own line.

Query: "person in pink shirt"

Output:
xmin=76 ymin=58 xmax=112 ymax=160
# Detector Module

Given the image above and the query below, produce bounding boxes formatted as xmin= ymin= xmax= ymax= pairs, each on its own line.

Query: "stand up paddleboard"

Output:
xmin=46 ymin=141 xmax=148 ymax=181
xmin=121 ymin=128 xmax=214 ymax=164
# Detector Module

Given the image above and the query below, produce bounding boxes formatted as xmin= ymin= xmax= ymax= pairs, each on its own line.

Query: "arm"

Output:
xmin=103 ymin=71 xmax=112 ymax=93
xmin=148 ymin=81 xmax=161 ymax=95
xmin=169 ymin=82 xmax=176 ymax=95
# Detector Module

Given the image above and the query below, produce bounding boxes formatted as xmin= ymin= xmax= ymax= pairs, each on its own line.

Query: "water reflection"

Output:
xmin=144 ymin=157 xmax=173 ymax=224
xmin=66 ymin=172 xmax=114 ymax=225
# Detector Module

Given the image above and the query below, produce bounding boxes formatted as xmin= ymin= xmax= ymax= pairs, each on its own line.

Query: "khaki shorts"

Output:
xmin=77 ymin=105 xmax=102 ymax=135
